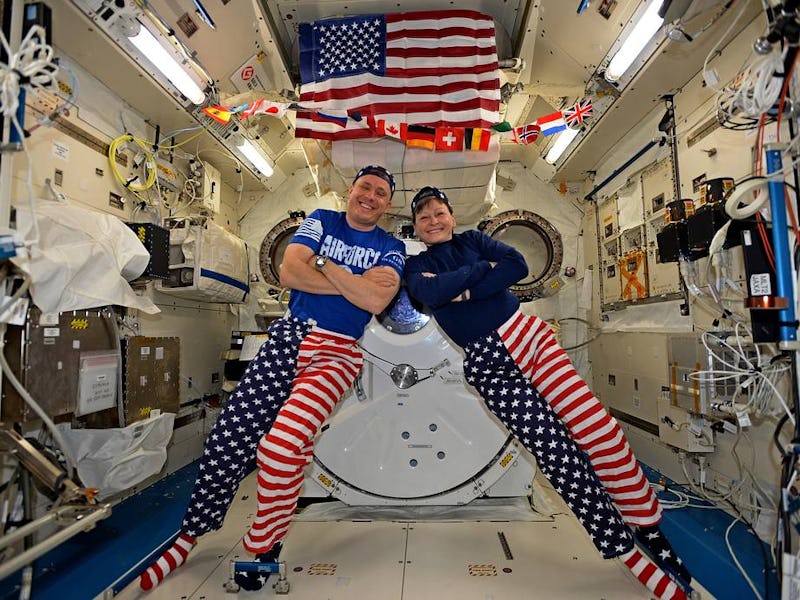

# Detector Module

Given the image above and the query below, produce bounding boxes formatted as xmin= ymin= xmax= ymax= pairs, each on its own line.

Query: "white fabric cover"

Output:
xmin=12 ymin=200 xmax=159 ymax=314
xmin=58 ymin=412 xmax=175 ymax=498
xmin=158 ymin=220 xmax=249 ymax=303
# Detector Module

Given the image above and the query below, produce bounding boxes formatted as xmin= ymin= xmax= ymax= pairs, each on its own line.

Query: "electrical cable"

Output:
xmin=0 ymin=324 xmax=75 ymax=479
xmin=0 ymin=25 xmax=60 ymax=251
xmin=726 ymin=514 xmax=765 ymax=600
xmin=677 ymin=451 xmax=774 ymax=594
xmin=108 ymin=134 xmax=157 ymax=194
xmin=702 ymin=0 xmax=751 ymax=93
xmin=725 ymin=176 xmax=775 ymax=219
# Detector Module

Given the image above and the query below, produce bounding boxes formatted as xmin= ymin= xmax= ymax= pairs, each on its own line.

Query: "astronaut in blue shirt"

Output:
xmin=141 ymin=166 xmax=404 ymax=592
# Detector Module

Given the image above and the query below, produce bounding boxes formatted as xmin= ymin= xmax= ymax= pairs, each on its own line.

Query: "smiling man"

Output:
xmin=140 ymin=165 xmax=405 ymax=592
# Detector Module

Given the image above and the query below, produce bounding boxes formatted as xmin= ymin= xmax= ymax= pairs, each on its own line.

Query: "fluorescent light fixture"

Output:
xmin=237 ymin=137 xmax=274 ymax=178
xmin=545 ymin=127 xmax=580 ymax=164
xmin=128 ymin=22 xmax=206 ymax=105
xmin=605 ymin=1 xmax=664 ymax=81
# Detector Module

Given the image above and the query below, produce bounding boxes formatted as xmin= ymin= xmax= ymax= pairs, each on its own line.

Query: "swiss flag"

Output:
xmin=435 ymin=127 xmax=464 ymax=152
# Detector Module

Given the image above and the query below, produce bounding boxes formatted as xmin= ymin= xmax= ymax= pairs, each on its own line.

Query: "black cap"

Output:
xmin=353 ymin=165 xmax=395 ymax=195
xmin=411 ymin=186 xmax=451 ymax=216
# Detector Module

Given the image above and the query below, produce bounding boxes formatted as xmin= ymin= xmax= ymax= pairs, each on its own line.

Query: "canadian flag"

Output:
xmin=367 ymin=116 xmax=404 ymax=140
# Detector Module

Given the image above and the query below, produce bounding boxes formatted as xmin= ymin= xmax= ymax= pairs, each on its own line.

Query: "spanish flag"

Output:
xmin=202 ymin=105 xmax=232 ymax=124
xmin=464 ymin=128 xmax=490 ymax=151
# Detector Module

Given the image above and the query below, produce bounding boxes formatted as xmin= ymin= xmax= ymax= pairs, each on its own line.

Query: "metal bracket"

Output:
xmin=224 ymin=559 xmax=289 ymax=594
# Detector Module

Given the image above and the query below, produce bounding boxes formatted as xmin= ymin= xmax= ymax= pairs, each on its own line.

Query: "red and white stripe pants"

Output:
xmin=497 ymin=310 xmax=661 ymax=526
xmin=242 ymin=325 xmax=363 ymax=554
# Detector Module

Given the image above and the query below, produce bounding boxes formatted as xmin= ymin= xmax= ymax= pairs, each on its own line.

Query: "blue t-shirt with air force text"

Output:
xmin=288 ymin=209 xmax=405 ymax=338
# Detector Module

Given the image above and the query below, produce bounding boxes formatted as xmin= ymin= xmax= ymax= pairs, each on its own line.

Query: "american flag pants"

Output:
xmin=180 ymin=316 xmax=363 ymax=551
xmin=463 ymin=332 xmax=634 ymax=558
xmin=496 ymin=310 xmax=661 ymax=526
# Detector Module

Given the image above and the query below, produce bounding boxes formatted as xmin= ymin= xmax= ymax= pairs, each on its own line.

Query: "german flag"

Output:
xmin=464 ymin=128 xmax=490 ymax=151
xmin=405 ymin=125 xmax=435 ymax=150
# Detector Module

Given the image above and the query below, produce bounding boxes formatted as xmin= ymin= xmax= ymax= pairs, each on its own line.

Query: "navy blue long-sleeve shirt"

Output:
xmin=404 ymin=230 xmax=528 ymax=346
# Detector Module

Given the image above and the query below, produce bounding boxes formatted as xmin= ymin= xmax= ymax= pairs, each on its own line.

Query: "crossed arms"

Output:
xmin=280 ymin=243 xmax=400 ymax=314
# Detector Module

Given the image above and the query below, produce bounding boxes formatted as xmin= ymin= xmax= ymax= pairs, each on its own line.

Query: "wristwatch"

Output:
xmin=314 ymin=254 xmax=329 ymax=270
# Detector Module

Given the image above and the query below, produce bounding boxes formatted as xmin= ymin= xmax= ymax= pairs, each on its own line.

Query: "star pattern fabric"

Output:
xmin=243 ymin=328 xmax=363 ymax=553
xmin=313 ymin=17 xmax=386 ymax=79
xmin=636 ymin=525 xmax=692 ymax=584
xmin=464 ymin=331 xmax=633 ymax=559
xmin=181 ymin=317 xmax=312 ymax=536
xmin=497 ymin=310 xmax=662 ymax=527
xmin=234 ymin=541 xmax=284 ymax=591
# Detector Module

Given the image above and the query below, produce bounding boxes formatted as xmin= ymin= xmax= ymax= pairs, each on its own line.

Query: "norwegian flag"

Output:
xmin=564 ymin=98 xmax=593 ymax=129
xmin=513 ymin=123 xmax=540 ymax=145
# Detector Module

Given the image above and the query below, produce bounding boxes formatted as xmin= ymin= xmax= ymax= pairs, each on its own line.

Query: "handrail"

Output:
xmin=0 ymin=504 xmax=112 ymax=581
xmin=584 ymin=137 xmax=666 ymax=201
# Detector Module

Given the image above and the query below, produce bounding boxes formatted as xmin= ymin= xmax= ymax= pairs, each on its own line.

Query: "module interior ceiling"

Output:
xmin=55 ymin=0 xmax=302 ymax=192
xmin=258 ymin=0 xmax=528 ymax=69
xmin=56 ymin=0 xmax=761 ymax=192
xmin=257 ymin=0 xmax=661 ymax=176
xmin=550 ymin=0 xmax=763 ymax=182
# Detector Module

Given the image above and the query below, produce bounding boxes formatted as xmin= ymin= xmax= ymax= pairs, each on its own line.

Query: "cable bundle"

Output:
xmin=716 ymin=50 xmax=784 ymax=130
xmin=0 ymin=25 xmax=58 ymax=120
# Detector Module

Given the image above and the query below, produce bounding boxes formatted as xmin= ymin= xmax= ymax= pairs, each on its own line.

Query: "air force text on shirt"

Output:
xmin=319 ymin=234 xmax=405 ymax=272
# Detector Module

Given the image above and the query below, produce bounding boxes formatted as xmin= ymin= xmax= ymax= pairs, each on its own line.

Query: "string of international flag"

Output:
xmin=201 ymin=97 xmax=593 ymax=152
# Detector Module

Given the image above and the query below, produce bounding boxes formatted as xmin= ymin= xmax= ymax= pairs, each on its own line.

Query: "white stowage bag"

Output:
xmin=58 ymin=412 xmax=176 ymax=498
xmin=172 ymin=220 xmax=250 ymax=303
xmin=12 ymin=199 xmax=160 ymax=314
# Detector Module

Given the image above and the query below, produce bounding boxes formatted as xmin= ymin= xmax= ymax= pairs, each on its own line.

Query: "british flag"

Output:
xmin=564 ymin=98 xmax=593 ymax=129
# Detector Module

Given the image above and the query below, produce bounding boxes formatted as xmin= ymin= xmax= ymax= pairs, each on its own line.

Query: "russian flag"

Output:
xmin=537 ymin=111 xmax=566 ymax=136
xmin=311 ymin=111 xmax=349 ymax=128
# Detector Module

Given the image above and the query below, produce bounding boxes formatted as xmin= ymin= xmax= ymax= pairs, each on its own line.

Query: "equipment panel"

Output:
xmin=2 ymin=308 xmax=118 ymax=423
xmin=123 ymin=337 xmax=180 ymax=424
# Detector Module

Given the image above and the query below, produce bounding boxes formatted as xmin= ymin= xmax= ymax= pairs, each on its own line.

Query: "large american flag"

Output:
xmin=295 ymin=10 xmax=500 ymax=140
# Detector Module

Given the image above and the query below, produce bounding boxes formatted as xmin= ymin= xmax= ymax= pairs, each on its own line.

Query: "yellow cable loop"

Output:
xmin=108 ymin=134 xmax=157 ymax=194
xmin=157 ymin=126 xmax=208 ymax=150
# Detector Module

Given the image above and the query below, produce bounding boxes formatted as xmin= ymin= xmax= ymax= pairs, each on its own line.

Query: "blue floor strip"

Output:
xmin=0 ymin=460 xmax=779 ymax=599
xmin=641 ymin=463 xmax=778 ymax=600
xmin=0 ymin=462 xmax=198 ymax=600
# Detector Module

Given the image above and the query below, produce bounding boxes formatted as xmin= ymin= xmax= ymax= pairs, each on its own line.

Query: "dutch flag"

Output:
xmin=537 ymin=111 xmax=567 ymax=136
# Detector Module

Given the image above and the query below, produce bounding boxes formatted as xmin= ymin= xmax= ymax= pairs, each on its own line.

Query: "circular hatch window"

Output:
xmin=258 ymin=212 xmax=306 ymax=287
xmin=479 ymin=210 xmax=563 ymax=302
